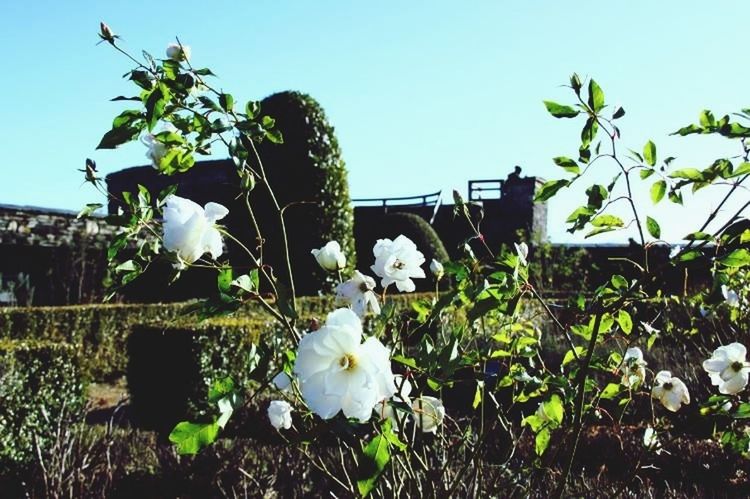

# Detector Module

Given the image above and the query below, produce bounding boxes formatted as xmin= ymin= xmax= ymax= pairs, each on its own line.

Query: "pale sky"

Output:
xmin=2 ymin=1 xmax=749 ymax=243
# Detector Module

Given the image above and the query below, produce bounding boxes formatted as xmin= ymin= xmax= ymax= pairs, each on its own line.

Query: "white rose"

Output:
xmin=335 ymin=271 xmax=380 ymax=317
xmin=166 ymin=43 xmax=191 ymax=61
xmin=514 ymin=242 xmax=529 ymax=266
xmin=311 ymin=241 xmax=346 ymax=271
xmin=651 ymin=370 xmax=690 ymax=412
xmin=412 ymin=396 xmax=445 ymax=433
xmin=429 ymin=259 xmax=444 ymax=280
xmin=702 ymin=342 xmax=750 ymax=394
xmin=267 ymin=400 xmax=293 ymax=430
xmin=371 ymin=235 xmax=426 ymax=292
xmin=141 ymin=123 xmax=178 ymax=169
xmin=293 ymin=308 xmax=396 ymax=422
xmin=162 ymin=195 xmax=229 ymax=265
xmin=621 ymin=347 xmax=647 ymax=388
xmin=272 ymin=372 xmax=292 ymax=392
xmin=374 ymin=375 xmax=412 ymax=427
xmin=722 ymin=285 xmax=741 ymax=308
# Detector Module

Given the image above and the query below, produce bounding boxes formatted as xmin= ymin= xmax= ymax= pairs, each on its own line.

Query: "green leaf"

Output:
xmin=643 ymin=140 xmax=656 ymax=166
xmin=699 ymin=109 xmax=716 ymax=128
xmin=112 ymin=109 xmax=143 ymax=128
xmin=600 ymin=383 xmax=621 ymax=400
xmin=145 ymin=86 xmax=168 ymax=131
xmin=587 ymin=79 xmax=605 ymax=113
xmin=612 ymin=106 xmax=625 ymax=119
xmin=219 ymin=93 xmax=234 ymax=112
xmin=670 ymin=168 xmax=703 ymax=180
xmin=580 ymin=117 xmax=598 ymax=147
xmin=534 ymin=179 xmax=569 ymax=202
xmin=357 ymin=434 xmax=391 ymax=497
xmin=640 ymin=168 xmax=655 ymax=180
xmin=169 ymin=421 xmax=220 ymax=455
xmin=198 ymin=96 xmax=222 ymax=112
xmin=275 ymin=280 xmax=298 ymax=319
xmin=77 ymin=203 xmax=103 ymax=219
xmin=720 ymin=248 xmax=750 ymax=268
xmin=650 ymin=180 xmax=666 ymax=204
xmin=265 ymin=128 xmax=284 ymax=144
xmin=610 ymin=274 xmax=628 ymax=289
xmin=544 ymin=394 xmax=564 ymax=426
xmin=96 ymin=125 xmax=141 ymax=149
xmin=553 ymin=156 xmax=580 ymax=174
xmin=208 ymin=377 xmax=236 ymax=403
xmin=535 ymin=428 xmax=551 ymax=456
xmin=472 ymin=381 xmax=484 ymax=409
xmin=245 ymin=100 xmax=261 ymax=119
xmin=729 ymin=162 xmax=750 ymax=178
xmin=562 ymin=346 xmax=585 ymax=366
xmin=590 ymin=214 xmax=624 ymax=227
xmin=646 ymin=216 xmax=661 ymax=239
xmin=671 ymin=123 xmax=703 ymax=136
xmin=616 ymin=309 xmax=633 ymax=334
xmin=678 ymin=249 xmax=703 ymax=262
xmin=543 ymin=100 xmax=579 ymax=118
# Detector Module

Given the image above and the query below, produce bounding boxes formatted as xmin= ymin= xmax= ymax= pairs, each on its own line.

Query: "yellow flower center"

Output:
xmin=339 ymin=354 xmax=358 ymax=371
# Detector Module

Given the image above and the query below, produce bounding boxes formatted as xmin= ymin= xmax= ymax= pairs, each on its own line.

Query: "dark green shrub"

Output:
xmin=355 ymin=212 xmax=449 ymax=292
xmin=0 ymin=340 xmax=85 ymax=471
xmin=0 ymin=302 xmax=194 ymax=380
xmin=252 ymin=91 xmax=356 ymax=295
xmin=127 ymin=317 xmax=267 ymax=431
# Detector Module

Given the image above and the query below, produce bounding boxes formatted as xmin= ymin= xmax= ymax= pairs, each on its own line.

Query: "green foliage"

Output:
xmin=0 ymin=340 xmax=86 ymax=471
xmin=0 ymin=303 xmax=192 ymax=380
xmin=126 ymin=317 xmax=271 ymax=430
xmin=252 ymin=91 xmax=356 ymax=294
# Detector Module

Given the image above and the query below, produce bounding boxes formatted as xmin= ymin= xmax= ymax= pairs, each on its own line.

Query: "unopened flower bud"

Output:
xmin=430 ymin=259 xmax=444 ymax=280
xmin=99 ymin=22 xmax=116 ymax=44
xmin=166 ymin=43 xmax=191 ymax=62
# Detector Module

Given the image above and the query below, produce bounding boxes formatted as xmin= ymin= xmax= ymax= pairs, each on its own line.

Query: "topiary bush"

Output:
xmin=355 ymin=212 xmax=449 ymax=291
xmin=251 ymin=91 xmax=356 ymax=295
xmin=127 ymin=317 xmax=269 ymax=432
xmin=0 ymin=340 xmax=86 ymax=472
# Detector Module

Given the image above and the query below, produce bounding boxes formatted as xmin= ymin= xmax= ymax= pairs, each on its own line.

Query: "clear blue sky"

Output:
xmin=2 ymin=1 xmax=749 ymax=243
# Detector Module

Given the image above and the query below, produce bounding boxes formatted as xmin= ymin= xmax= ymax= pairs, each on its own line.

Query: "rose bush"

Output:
xmin=82 ymin=27 xmax=750 ymax=496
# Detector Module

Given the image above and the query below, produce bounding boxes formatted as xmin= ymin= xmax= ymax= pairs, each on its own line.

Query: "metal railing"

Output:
xmin=468 ymin=180 xmax=503 ymax=201
xmin=352 ymin=190 xmax=443 ymax=224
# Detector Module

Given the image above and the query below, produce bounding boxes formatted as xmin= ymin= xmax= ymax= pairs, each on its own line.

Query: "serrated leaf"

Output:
xmin=646 ymin=216 xmax=661 ymax=239
xmin=643 ymin=140 xmax=656 ymax=166
xmin=543 ymin=100 xmax=579 ymax=118
xmin=650 ymin=180 xmax=666 ymax=204
xmin=169 ymin=421 xmax=220 ymax=455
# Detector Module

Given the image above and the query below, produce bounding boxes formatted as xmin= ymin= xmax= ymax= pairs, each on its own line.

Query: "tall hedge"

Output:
xmin=251 ymin=91 xmax=356 ymax=295
xmin=0 ymin=340 xmax=85 ymax=471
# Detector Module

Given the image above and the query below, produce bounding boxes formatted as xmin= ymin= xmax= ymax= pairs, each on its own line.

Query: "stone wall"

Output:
xmin=0 ymin=205 xmax=114 ymax=305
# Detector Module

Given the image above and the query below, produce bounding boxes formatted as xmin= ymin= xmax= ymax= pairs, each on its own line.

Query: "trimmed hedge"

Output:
xmin=0 ymin=302 xmax=193 ymax=380
xmin=0 ymin=340 xmax=85 ymax=471
xmin=254 ymin=91 xmax=357 ymax=295
xmin=127 ymin=317 xmax=268 ymax=431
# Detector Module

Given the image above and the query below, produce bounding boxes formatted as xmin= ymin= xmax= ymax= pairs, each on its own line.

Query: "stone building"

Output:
xmin=0 ymin=204 xmax=114 ymax=305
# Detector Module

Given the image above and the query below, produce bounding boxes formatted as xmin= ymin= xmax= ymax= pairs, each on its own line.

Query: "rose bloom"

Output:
xmin=514 ymin=242 xmax=529 ymax=266
xmin=621 ymin=347 xmax=647 ymax=388
xmin=413 ymin=396 xmax=445 ymax=433
xmin=311 ymin=241 xmax=346 ymax=271
xmin=371 ymin=235 xmax=425 ymax=292
xmin=374 ymin=375 xmax=412 ymax=427
xmin=267 ymin=400 xmax=293 ymax=430
xmin=651 ymin=371 xmax=690 ymax=412
xmin=703 ymin=342 xmax=750 ymax=395
xmin=162 ymin=195 xmax=229 ymax=265
xmin=293 ymin=308 xmax=396 ymax=422
xmin=166 ymin=43 xmax=191 ymax=61
xmin=429 ymin=259 xmax=444 ymax=280
xmin=335 ymin=271 xmax=380 ymax=317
